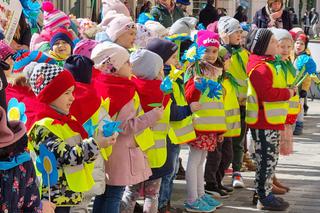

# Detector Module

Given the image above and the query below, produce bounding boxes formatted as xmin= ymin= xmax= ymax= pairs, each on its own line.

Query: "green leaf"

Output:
xmin=148 ymin=103 xmax=162 ymax=107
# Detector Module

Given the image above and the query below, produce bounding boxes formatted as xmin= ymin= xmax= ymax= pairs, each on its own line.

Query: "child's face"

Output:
xmin=115 ymin=61 xmax=132 ymax=78
xmin=203 ymin=46 xmax=219 ymax=64
xmin=116 ymin=28 xmax=137 ymax=49
xmin=229 ymin=30 xmax=242 ymax=45
xmin=50 ymin=86 xmax=75 ymax=114
xmin=52 ymin=40 xmax=72 ymax=56
xmin=278 ymin=38 xmax=293 ymax=60
xmin=165 ymin=50 xmax=179 ymax=67
xmin=265 ymin=35 xmax=279 ymax=56
xmin=294 ymin=39 xmax=306 ymax=55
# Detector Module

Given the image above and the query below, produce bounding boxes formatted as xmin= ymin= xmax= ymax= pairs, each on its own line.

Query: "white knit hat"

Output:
xmin=169 ymin=17 xmax=198 ymax=36
xmin=270 ymin=28 xmax=293 ymax=41
xmin=145 ymin=20 xmax=168 ymax=38
xmin=218 ymin=16 xmax=242 ymax=35
xmin=91 ymin=42 xmax=129 ymax=72
xmin=105 ymin=16 xmax=135 ymax=42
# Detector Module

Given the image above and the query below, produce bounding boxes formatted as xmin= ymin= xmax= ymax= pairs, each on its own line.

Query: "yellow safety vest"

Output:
xmin=132 ymin=92 xmax=155 ymax=151
xmin=31 ymin=117 xmax=95 ymax=193
xmin=246 ymin=62 xmax=289 ymax=125
xmin=192 ymin=85 xmax=227 ymax=133
xmin=284 ymin=61 xmax=300 ymax=116
xmin=227 ymin=49 xmax=249 ymax=101
xmin=146 ymin=100 xmax=172 ymax=168
xmin=169 ymin=81 xmax=196 ymax=144
xmin=87 ymin=98 xmax=113 ymax=160
xmin=222 ymin=78 xmax=241 ymax=137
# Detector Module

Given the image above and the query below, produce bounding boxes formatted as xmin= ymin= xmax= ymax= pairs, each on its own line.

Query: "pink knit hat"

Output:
xmin=99 ymin=10 xmax=125 ymax=28
xmin=73 ymin=39 xmax=99 ymax=58
xmin=0 ymin=106 xmax=26 ymax=148
xmin=207 ymin=21 xmax=219 ymax=33
xmin=101 ymin=0 xmax=130 ymax=18
xmin=197 ymin=30 xmax=220 ymax=48
xmin=106 ymin=16 xmax=135 ymax=42
xmin=0 ymin=40 xmax=15 ymax=61
xmin=42 ymin=1 xmax=71 ymax=31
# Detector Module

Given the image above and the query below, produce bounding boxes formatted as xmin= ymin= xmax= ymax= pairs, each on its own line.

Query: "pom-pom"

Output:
xmin=42 ymin=1 xmax=54 ymax=12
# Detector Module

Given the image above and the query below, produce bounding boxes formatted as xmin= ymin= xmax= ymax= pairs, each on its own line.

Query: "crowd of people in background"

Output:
xmin=0 ymin=0 xmax=319 ymax=213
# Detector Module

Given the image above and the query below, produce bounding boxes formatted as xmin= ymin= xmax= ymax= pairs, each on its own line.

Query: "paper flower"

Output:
xmin=36 ymin=144 xmax=58 ymax=187
xmin=168 ymin=64 xmax=188 ymax=81
xmin=182 ymin=43 xmax=206 ymax=63
xmin=102 ymin=120 xmax=122 ymax=137
xmin=207 ymin=80 xmax=223 ymax=100
xmin=83 ymin=119 xmax=98 ymax=137
xmin=165 ymin=33 xmax=191 ymax=42
xmin=7 ymin=98 xmax=27 ymax=124
xmin=195 ymin=78 xmax=208 ymax=93
xmin=160 ymin=76 xmax=173 ymax=94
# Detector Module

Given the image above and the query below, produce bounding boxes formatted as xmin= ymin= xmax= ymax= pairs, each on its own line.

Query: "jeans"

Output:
xmin=158 ymin=144 xmax=180 ymax=209
xmin=93 ymin=185 xmax=126 ymax=213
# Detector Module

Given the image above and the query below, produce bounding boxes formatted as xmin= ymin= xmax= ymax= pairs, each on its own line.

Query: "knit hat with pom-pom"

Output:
xmin=42 ymin=1 xmax=71 ymax=31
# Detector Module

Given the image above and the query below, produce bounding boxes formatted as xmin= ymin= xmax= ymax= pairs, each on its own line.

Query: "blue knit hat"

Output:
xmin=50 ymin=28 xmax=74 ymax=50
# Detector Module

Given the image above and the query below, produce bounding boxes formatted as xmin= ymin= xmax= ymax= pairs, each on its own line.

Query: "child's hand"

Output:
xmin=220 ymin=32 xmax=229 ymax=45
xmin=153 ymin=106 xmax=164 ymax=120
xmin=42 ymin=200 xmax=56 ymax=213
xmin=94 ymin=130 xmax=116 ymax=148
xmin=217 ymin=134 xmax=224 ymax=143
xmin=190 ymin=102 xmax=201 ymax=112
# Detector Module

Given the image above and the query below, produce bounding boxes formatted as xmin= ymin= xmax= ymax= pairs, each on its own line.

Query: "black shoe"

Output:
xmin=252 ymin=192 xmax=258 ymax=205
xmin=304 ymin=104 xmax=309 ymax=115
xmin=205 ymin=184 xmax=230 ymax=198
xmin=176 ymin=157 xmax=185 ymax=180
xmin=134 ymin=203 xmax=143 ymax=213
xmin=257 ymin=194 xmax=289 ymax=211
xmin=219 ymin=185 xmax=234 ymax=194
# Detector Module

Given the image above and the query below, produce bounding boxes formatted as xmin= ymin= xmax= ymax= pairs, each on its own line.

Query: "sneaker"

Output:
xmin=257 ymin=194 xmax=289 ymax=211
xmin=224 ymin=168 xmax=233 ymax=175
xmin=293 ymin=122 xmax=303 ymax=135
xmin=253 ymin=192 xmax=285 ymax=206
xmin=176 ymin=157 xmax=186 ymax=180
xmin=184 ymin=199 xmax=216 ymax=212
xmin=232 ymin=173 xmax=245 ymax=188
xmin=200 ymin=194 xmax=223 ymax=208
xmin=205 ymin=184 xmax=230 ymax=198
xmin=219 ymin=185 xmax=234 ymax=194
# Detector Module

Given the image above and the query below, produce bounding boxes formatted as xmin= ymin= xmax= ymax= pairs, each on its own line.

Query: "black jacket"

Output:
xmin=253 ymin=7 xmax=292 ymax=31
xmin=199 ymin=4 xmax=219 ymax=28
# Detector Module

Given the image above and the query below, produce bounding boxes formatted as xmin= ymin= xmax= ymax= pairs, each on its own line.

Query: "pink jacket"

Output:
xmin=105 ymin=99 xmax=159 ymax=186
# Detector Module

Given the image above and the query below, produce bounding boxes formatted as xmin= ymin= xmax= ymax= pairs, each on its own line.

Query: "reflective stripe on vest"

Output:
xmin=146 ymin=100 xmax=172 ymax=168
xmin=246 ymin=62 xmax=289 ymax=125
xmin=192 ymin=86 xmax=227 ymax=133
xmin=169 ymin=81 xmax=196 ymax=144
xmin=285 ymin=67 xmax=300 ymax=115
xmin=227 ymin=49 xmax=249 ymax=100
xmin=222 ymin=78 xmax=241 ymax=137
xmin=32 ymin=118 xmax=95 ymax=193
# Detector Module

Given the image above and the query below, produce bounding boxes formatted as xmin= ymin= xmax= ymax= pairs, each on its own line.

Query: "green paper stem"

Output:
xmin=195 ymin=61 xmax=201 ymax=76
xmin=175 ymin=40 xmax=181 ymax=61
xmin=295 ymin=74 xmax=308 ymax=87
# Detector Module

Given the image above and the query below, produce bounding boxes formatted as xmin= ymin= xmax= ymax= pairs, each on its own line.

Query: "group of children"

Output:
xmin=0 ymin=0 xmax=318 ymax=212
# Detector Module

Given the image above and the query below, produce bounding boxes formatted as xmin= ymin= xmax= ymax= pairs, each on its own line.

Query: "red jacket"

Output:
xmin=247 ymin=54 xmax=291 ymax=130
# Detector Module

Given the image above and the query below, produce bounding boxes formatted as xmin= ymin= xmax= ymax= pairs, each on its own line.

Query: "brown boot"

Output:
xmin=243 ymin=153 xmax=256 ymax=171
xmin=273 ymin=176 xmax=290 ymax=192
xmin=272 ymin=184 xmax=287 ymax=194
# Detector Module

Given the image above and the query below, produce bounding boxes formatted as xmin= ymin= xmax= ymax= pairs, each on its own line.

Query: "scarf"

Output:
xmin=159 ymin=0 xmax=175 ymax=13
xmin=37 ymin=105 xmax=88 ymax=139
xmin=49 ymin=50 xmax=70 ymax=61
xmin=132 ymin=77 xmax=170 ymax=113
xmin=69 ymin=82 xmax=101 ymax=125
xmin=94 ymin=74 xmax=136 ymax=117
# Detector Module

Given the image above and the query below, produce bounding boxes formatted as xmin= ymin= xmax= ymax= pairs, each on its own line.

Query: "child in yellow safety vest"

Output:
xmin=218 ymin=16 xmax=248 ymax=188
xmin=27 ymin=63 xmax=113 ymax=212
xmin=245 ymin=28 xmax=297 ymax=211
xmin=91 ymin=42 xmax=164 ymax=213
xmin=184 ymin=30 xmax=224 ymax=212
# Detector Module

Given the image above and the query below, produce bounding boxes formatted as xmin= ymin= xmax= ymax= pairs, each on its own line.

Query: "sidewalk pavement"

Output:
xmin=172 ymin=99 xmax=320 ymax=213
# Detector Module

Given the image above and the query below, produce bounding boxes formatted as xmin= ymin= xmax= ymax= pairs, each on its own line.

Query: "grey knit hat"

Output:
xmin=130 ymin=49 xmax=163 ymax=80
xmin=270 ymin=28 xmax=293 ymax=42
xmin=169 ymin=17 xmax=198 ymax=36
xmin=218 ymin=16 xmax=242 ymax=35
xmin=246 ymin=28 xmax=274 ymax=56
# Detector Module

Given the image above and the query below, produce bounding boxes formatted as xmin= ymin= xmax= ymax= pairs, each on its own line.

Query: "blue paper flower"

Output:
xmin=182 ymin=43 xmax=206 ymax=63
xmin=165 ymin=33 xmax=191 ymax=42
xmin=160 ymin=76 xmax=173 ymax=94
xmin=7 ymin=98 xmax=27 ymax=124
xmin=36 ymin=144 xmax=58 ymax=187
xmin=195 ymin=78 xmax=208 ymax=93
xmin=197 ymin=23 xmax=206 ymax=30
xmin=103 ymin=120 xmax=123 ymax=137
xmin=83 ymin=119 xmax=98 ymax=137
xmin=138 ymin=13 xmax=155 ymax=25
xmin=207 ymin=80 xmax=222 ymax=100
